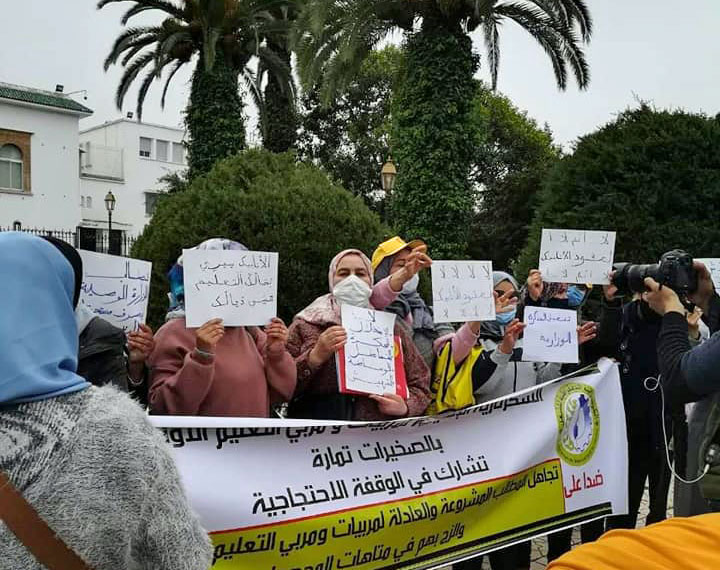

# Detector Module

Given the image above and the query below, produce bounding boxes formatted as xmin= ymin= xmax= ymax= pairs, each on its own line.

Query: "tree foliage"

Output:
xmin=468 ymin=82 xmax=561 ymax=269
xmin=390 ymin=25 xmax=478 ymax=258
xmin=133 ymin=149 xmax=388 ymax=328
xmin=515 ymin=106 xmax=720 ymax=278
xmin=298 ymin=47 xmax=402 ymax=213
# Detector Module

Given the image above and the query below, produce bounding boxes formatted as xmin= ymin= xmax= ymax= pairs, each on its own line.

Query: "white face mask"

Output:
xmin=332 ymin=274 xmax=372 ymax=308
xmin=401 ymin=274 xmax=419 ymax=295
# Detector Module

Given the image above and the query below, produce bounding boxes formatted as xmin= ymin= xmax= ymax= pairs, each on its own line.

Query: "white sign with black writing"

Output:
xmin=341 ymin=304 xmax=397 ymax=396
xmin=182 ymin=249 xmax=278 ymax=327
xmin=431 ymin=261 xmax=495 ymax=323
xmin=522 ymin=307 xmax=579 ymax=364
xmin=539 ymin=229 xmax=616 ymax=285
xmin=78 ymin=250 xmax=151 ymax=333
xmin=696 ymin=258 xmax=720 ymax=291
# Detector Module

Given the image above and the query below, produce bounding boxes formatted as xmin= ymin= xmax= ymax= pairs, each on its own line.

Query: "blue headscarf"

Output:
xmin=0 ymin=233 xmax=90 ymax=405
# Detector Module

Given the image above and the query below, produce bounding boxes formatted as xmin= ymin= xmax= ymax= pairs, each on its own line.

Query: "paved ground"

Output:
xmin=442 ymin=485 xmax=672 ymax=570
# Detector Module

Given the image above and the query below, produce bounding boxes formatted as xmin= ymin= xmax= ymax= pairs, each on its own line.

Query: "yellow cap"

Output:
xmin=371 ymin=236 xmax=425 ymax=271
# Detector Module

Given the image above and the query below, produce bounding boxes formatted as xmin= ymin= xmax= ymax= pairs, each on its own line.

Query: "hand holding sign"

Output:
xmin=522 ymin=307 xmax=579 ymax=364
xmin=539 ymin=229 xmax=616 ymax=285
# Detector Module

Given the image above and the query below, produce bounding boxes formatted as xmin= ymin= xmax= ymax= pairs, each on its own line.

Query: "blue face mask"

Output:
xmin=496 ymin=308 xmax=517 ymax=325
xmin=567 ymin=286 xmax=585 ymax=308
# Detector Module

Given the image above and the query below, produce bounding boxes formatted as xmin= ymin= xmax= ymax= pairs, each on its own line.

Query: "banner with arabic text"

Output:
xmin=150 ymin=358 xmax=627 ymax=570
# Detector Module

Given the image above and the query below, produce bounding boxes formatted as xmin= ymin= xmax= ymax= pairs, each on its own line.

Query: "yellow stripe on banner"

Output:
xmin=210 ymin=459 xmax=565 ymax=569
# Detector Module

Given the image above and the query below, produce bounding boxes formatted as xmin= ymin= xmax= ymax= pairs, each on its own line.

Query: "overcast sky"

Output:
xmin=1 ymin=1 xmax=719 ymax=148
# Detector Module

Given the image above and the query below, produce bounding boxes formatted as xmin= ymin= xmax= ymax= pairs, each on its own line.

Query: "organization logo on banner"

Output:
xmin=554 ymin=382 xmax=600 ymax=466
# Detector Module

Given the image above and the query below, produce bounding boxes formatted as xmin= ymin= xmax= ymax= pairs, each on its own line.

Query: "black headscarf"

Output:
xmin=42 ymin=237 xmax=82 ymax=308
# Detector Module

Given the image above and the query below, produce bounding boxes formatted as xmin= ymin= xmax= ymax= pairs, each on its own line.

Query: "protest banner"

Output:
xmin=150 ymin=359 xmax=627 ymax=570
xmin=182 ymin=249 xmax=278 ymax=327
xmin=696 ymin=258 xmax=720 ymax=291
xmin=522 ymin=307 xmax=579 ymax=364
xmin=338 ymin=305 xmax=406 ymax=397
xmin=431 ymin=261 xmax=495 ymax=323
xmin=78 ymin=250 xmax=151 ymax=332
xmin=539 ymin=229 xmax=616 ymax=285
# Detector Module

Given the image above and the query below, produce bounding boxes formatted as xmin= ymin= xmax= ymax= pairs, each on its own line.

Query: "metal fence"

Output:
xmin=0 ymin=226 xmax=137 ymax=256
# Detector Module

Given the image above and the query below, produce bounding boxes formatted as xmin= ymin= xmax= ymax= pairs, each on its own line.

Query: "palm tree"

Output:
xmin=100 ymin=0 xmax=294 ymax=179
xmin=294 ymin=0 xmax=592 ymax=258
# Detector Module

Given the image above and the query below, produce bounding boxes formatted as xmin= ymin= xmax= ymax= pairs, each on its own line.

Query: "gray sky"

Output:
xmin=2 ymin=0 xmax=720 ymax=148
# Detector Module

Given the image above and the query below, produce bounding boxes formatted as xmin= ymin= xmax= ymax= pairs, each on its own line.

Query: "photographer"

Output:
xmin=644 ymin=261 xmax=720 ymax=515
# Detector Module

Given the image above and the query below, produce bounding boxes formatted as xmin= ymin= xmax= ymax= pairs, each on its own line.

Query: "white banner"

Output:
xmin=151 ymin=359 xmax=627 ymax=570
xmin=78 ymin=250 xmax=151 ymax=332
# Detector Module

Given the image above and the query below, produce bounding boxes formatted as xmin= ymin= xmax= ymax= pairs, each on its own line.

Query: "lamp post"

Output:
xmin=104 ymin=190 xmax=116 ymax=252
xmin=381 ymin=158 xmax=397 ymax=194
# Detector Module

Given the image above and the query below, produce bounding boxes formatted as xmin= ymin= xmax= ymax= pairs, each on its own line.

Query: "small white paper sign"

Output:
xmin=431 ymin=261 xmax=496 ymax=323
xmin=182 ymin=249 xmax=278 ymax=327
xmin=78 ymin=250 xmax=151 ymax=333
xmin=341 ymin=304 xmax=396 ymax=396
xmin=522 ymin=307 xmax=578 ymax=364
xmin=696 ymin=259 xmax=720 ymax=291
xmin=539 ymin=229 xmax=616 ymax=285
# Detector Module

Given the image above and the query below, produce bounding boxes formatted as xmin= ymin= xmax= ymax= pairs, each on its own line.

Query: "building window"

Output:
xmin=139 ymin=137 xmax=152 ymax=158
xmin=80 ymin=196 xmax=85 ymax=207
xmin=12 ymin=221 xmax=21 ymax=231
xmin=156 ymin=140 xmax=169 ymax=162
xmin=86 ymin=196 xmax=93 ymax=208
xmin=145 ymin=192 xmax=160 ymax=216
xmin=172 ymin=142 xmax=185 ymax=164
xmin=0 ymin=144 xmax=23 ymax=190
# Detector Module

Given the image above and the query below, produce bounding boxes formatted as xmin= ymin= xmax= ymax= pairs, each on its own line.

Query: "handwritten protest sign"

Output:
xmin=340 ymin=305 xmax=397 ymax=396
xmin=539 ymin=229 xmax=616 ymax=285
xmin=431 ymin=261 xmax=495 ymax=323
xmin=183 ymin=249 xmax=278 ymax=327
xmin=522 ymin=307 xmax=578 ymax=364
xmin=696 ymin=258 xmax=720 ymax=291
xmin=151 ymin=359 xmax=627 ymax=569
xmin=78 ymin=250 xmax=151 ymax=332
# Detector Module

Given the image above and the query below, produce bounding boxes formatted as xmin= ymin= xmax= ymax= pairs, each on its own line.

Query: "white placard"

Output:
xmin=78 ymin=250 xmax=151 ymax=333
xmin=696 ymin=258 xmax=720 ymax=291
xmin=539 ymin=229 xmax=616 ymax=284
xmin=341 ymin=304 xmax=396 ymax=395
xmin=431 ymin=261 xmax=495 ymax=323
xmin=182 ymin=249 xmax=278 ymax=327
xmin=522 ymin=307 xmax=578 ymax=364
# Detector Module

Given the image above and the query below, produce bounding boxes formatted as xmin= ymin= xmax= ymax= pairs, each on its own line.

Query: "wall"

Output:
xmin=0 ymin=101 xmax=83 ymax=229
xmin=79 ymin=119 xmax=186 ymax=236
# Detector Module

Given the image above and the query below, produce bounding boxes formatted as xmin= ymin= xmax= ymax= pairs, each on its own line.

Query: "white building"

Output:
xmin=79 ymin=118 xmax=187 ymax=245
xmin=0 ymin=82 xmax=92 ymax=230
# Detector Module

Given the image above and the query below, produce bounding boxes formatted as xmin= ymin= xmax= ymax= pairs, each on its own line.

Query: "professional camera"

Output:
xmin=612 ymin=249 xmax=697 ymax=297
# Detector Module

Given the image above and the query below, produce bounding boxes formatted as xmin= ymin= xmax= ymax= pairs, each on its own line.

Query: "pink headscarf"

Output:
xmin=298 ymin=249 xmax=373 ymax=326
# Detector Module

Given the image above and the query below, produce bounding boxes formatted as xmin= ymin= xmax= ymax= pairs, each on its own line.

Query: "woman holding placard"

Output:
xmin=148 ymin=238 xmax=297 ymax=417
xmin=286 ymin=249 xmax=431 ymax=421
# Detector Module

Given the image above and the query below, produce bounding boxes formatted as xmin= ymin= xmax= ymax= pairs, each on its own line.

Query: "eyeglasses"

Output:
xmin=495 ymin=290 xmax=519 ymax=299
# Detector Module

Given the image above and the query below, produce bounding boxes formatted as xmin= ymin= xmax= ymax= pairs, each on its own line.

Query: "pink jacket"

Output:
xmin=148 ymin=318 xmax=296 ymax=417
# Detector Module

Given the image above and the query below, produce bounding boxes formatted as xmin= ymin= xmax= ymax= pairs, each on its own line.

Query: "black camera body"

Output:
xmin=612 ymin=249 xmax=697 ymax=297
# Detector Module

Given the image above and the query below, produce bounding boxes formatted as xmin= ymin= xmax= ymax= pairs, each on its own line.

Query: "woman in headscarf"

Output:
xmin=286 ymin=249 xmax=431 ymax=421
xmin=0 ymin=232 xmax=211 ymax=569
xmin=148 ymin=238 xmax=296 ymax=417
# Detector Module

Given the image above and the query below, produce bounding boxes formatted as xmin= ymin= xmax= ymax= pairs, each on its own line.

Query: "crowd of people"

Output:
xmin=2 ymin=230 xmax=720 ymax=569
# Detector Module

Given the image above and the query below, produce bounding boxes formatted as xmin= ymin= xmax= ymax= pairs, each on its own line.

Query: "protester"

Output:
xmin=644 ymin=261 xmax=720 ymax=515
xmin=547 ymin=514 xmax=720 ymax=570
xmin=287 ymin=248 xmax=431 ymax=420
xmin=149 ymin=238 xmax=296 ymax=416
xmin=43 ymin=236 xmax=155 ymax=403
xmin=0 ymin=232 xmax=211 ymax=569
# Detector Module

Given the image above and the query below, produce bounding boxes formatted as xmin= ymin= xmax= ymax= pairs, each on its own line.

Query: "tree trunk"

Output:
xmin=262 ymin=43 xmax=298 ymax=153
xmin=390 ymin=15 xmax=479 ymax=258
xmin=186 ymin=55 xmax=246 ymax=180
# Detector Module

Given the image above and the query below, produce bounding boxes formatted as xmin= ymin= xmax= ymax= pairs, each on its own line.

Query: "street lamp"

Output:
xmin=105 ymin=191 xmax=116 ymax=251
xmin=381 ymin=158 xmax=397 ymax=194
